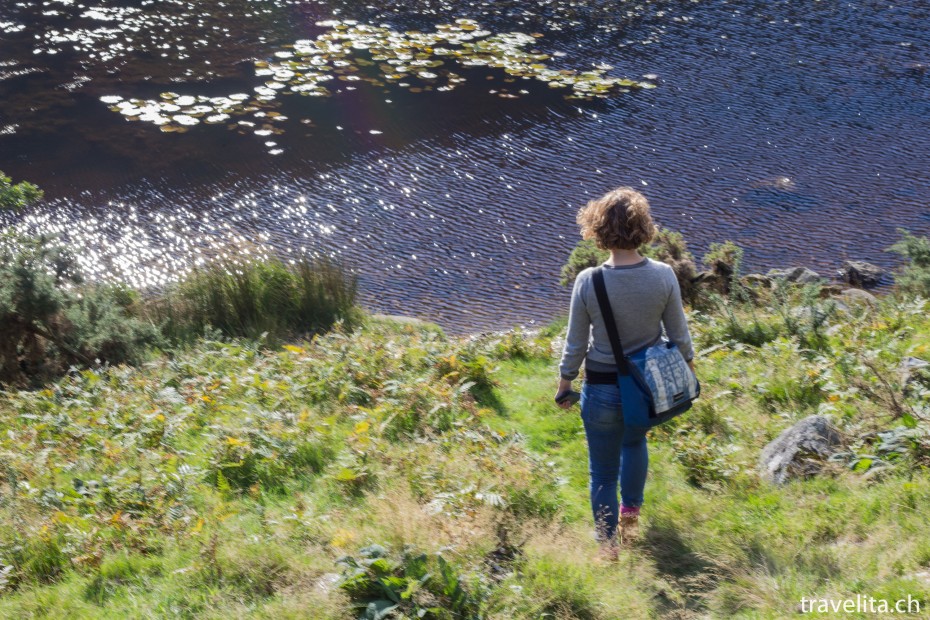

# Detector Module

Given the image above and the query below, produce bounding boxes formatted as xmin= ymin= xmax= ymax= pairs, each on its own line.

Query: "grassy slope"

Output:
xmin=1 ymin=293 xmax=929 ymax=619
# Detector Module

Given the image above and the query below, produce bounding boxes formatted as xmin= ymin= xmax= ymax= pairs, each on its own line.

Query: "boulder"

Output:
xmin=766 ymin=266 xmax=822 ymax=284
xmin=839 ymin=260 xmax=885 ymax=289
xmin=752 ymin=176 xmax=796 ymax=191
xmin=693 ymin=270 xmax=728 ymax=295
xmin=899 ymin=357 xmax=930 ymax=390
xmin=759 ymin=415 xmax=843 ymax=485
xmin=835 ymin=288 xmax=878 ymax=307
xmin=818 ymin=284 xmax=845 ymax=298
xmin=741 ymin=273 xmax=774 ymax=289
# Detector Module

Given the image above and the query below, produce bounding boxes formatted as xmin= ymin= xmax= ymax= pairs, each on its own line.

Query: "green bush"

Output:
xmin=669 ymin=425 xmax=740 ymax=490
xmin=560 ymin=229 xmax=700 ymax=304
xmin=643 ymin=228 xmax=700 ymax=304
xmin=0 ymin=171 xmax=43 ymax=211
xmin=209 ymin=429 xmax=335 ymax=494
xmin=155 ymin=256 xmax=359 ymax=344
xmin=770 ymin=280 xmax=836 ymax=351
xmin=337 ymin=545 xmax=483 ymax=619
xmin=888 ymin=229 xmax=930 ymax=297
xmin=0 ymin=234 xmax=160 ymax=385
xmin=703 ymin=240 xmax=744 ymax=279
xmin=559 ymin=238 xmax=607 ymax=287
xmin=704 ymin=291 xmax=782 ymax=347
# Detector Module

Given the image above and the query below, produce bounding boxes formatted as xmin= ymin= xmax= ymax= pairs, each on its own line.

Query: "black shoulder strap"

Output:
xmin=591 ymin=267 xmax=630 ymax=376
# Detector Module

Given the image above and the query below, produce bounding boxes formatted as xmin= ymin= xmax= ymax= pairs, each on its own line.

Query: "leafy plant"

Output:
xmin=703 ymin=241 xmax=744 ymax=279
xmin=559 ymin=239 xmax=607 ymax=287
xmin=643 ymin=228 xmax=700 ymax=304
xmin=888 ymin=229 xmax=930 ymax=297
xmin=337 ymin=545 xmax=483 ymax=619
xmin=703 ymin=291 xmax=781 ymax=347
xmin=769 ymin=280 xmax=837 ymax=351
xmin=0 ymin=171 xmax=43 ymax=211
xmin=154 ymin=255 xmax=359 ymax=344
xmin=0 ymin=234 xmax=159 ymax=384
xmin=669 ymin=426 xmax=740 ymax=490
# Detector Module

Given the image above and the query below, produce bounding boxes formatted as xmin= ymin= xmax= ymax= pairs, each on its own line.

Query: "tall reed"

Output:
xmin=154 ymin=256 xmax=358 ymax=344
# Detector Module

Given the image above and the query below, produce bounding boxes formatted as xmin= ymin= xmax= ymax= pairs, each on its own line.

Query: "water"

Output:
xmin=2 ymin=0 xmax=929 ymax=332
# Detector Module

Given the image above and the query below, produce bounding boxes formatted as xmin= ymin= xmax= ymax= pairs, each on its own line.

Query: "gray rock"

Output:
xmin=839 ymin=260 xmax=885 ymax=288
xmin=742 ymin=273 xmax=774 ymax=289
xmin=693 ymin=270 xmax=727 ymax=294
xmin=818 ymin=284 xmax=845 ymax=298
xmin=766 ymin=266 xmax=822 ymax=284
xmin=793 ymin=267 xmax=823 ymax=284
xmin=759 ymin=415 xmax=843 ymax=485
xmin=835 ymin=288 xmax=878 ymax=306
xmin=899 ymin=356 xmax=929 ymax=389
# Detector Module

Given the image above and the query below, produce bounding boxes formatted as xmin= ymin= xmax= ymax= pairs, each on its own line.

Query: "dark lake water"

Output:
xmin=2 ymin=0 xmax=929 ymax=332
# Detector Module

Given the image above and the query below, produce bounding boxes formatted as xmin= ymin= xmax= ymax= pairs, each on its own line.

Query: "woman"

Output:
xmin=555 ymin=187 xmax=696 ymax=555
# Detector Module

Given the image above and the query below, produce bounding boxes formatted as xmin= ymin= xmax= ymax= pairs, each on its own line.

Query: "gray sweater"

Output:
xmin=559 ymin=258 xmax=695 ymax=381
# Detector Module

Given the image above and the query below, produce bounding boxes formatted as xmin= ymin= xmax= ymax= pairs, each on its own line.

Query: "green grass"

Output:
xmin=151 ymin=255 xmax=360 ymax=345
xmin=1 ymin=293 xmax=929 ymax=618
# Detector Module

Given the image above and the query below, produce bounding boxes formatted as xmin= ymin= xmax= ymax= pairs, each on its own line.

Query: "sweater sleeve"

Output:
xmin=661 ymin=268 xmax=695 ymax=361
xmin=558 ymin=271 xmax=591 ymax=381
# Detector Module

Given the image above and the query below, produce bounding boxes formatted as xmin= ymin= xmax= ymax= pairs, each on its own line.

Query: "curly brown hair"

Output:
xmin=576 ymin=187 xmax=657 ymax=250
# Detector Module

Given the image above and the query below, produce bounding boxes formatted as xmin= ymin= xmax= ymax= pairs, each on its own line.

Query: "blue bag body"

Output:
xmin=592 ymin=267 xmax=699 ymax=430
xmin=618 ymin=340 xmax=699 ymax=429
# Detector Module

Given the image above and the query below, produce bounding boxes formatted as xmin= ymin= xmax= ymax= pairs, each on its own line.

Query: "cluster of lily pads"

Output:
xmin=102 ymin=18 xmax=655 ymax=138
xmin=100 ymin=92 xmax=287 ymax=142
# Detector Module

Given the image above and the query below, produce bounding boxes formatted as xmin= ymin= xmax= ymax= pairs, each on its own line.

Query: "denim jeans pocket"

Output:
xmin=581 ymin=383 xmax=623 ymax=427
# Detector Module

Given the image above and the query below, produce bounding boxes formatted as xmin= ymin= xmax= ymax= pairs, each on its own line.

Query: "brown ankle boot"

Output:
xmin=619 ymin=510 xmax=640 ymax=545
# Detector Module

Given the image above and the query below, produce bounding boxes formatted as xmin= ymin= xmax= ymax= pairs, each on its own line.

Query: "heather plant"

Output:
xmin=0 ymin=171 xmax=42 ymax=211
xmin=558 ymin=238 xmax=606 ymax=286
xmin=703 ymin=240 xmax=743 ymax=281
xmin=155 ymin=255 xmax=359 ymax=344
xmin=0 ymin=233 xmax=159 ymax=385
xmin=888 ymin=228 xmax=930 ymax=297
xmin=642 ymin=227 xmax=700 ymax=304
xmin=561 ymin=227 xmax=701 ymax=303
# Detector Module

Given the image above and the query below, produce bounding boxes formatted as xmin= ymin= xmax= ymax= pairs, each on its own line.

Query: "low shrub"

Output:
xmin=770 ymin=280 xmax=837 ymax=351
xmin=669 ymin=425 xmax=741 ymax=490
xmin=643 ymin=227 xmax=701 ymax=304
xmin=337 ymin=544 xmax=483 ymax=619
xmin=0 ymin=171 xmax=42 ymax=211
xmin=703 ymin=291 xmax=782 ymax=347
xmin=0 ymin=234 xmax=160 ymax=385
xmin=156 ymin=256 xmax=358 ymax=344
xmin=559 ymin=238 xmax=606 ymax=287
xmin=703 ymin=240 xmax=743 ymax=278
xmin=888 ymin=229 xmax=930 ymax=297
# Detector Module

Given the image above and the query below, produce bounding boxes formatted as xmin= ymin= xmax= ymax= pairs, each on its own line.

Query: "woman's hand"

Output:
xmin=555 ymin=378 xmax=573 ymax=410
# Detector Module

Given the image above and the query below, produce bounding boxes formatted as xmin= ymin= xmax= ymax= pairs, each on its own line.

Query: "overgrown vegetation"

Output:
xmin=642 ymin=228 xmax=701 ymax=304
xmin=1 ymin=224 xmax=930 ymax=617
xmin=888 ymin=228 xmax=930 ymax=298
xmin=558 ymin=238 xmax=606 ymax=287
xmin=154 ymin=255 xmax=360 ymax=345
xmin=0 ymin=234 xmax=159 ymax=385
xmin=0 ymin=233 xmax=358 ymax=386
xmin=0 ymin=171 xmax=43 ymax=211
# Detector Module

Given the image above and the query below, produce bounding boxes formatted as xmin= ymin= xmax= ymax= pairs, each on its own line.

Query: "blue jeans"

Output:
xmin=580 ymin=382 xmax=649 ymax=541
